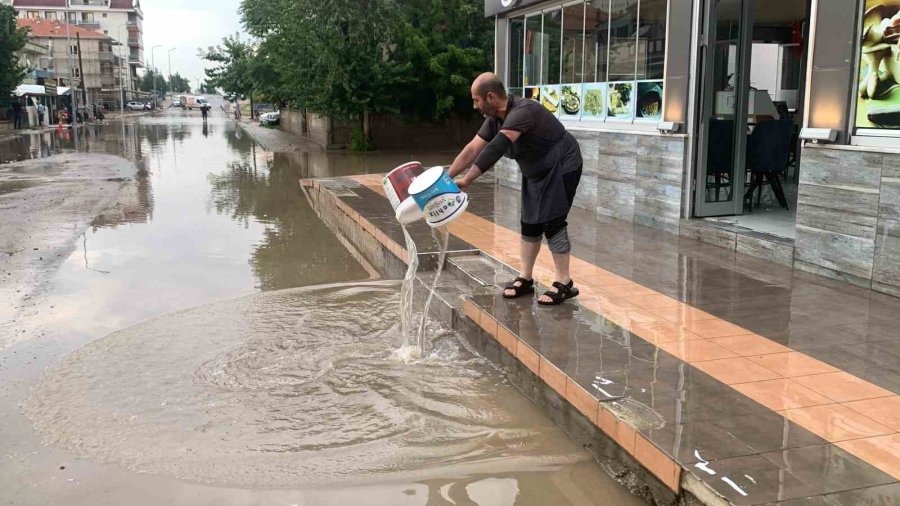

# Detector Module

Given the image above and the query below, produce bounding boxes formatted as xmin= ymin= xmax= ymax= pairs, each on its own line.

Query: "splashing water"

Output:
xmin=399 ymin=224 xmax=419 ymax=351
xmin=416 ymin=226 xmax=450 ymax=356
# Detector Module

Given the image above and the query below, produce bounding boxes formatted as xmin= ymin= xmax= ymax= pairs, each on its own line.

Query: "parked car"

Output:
xmin=172 ymin=96 xmax=182 ymax=108
xmin=259 ymin=110 xmax=280 ymax=126
xmin=126 ymin=101 xmax=145 ymax=111
xmin=254 ymin=103 xmax=274 ymax=117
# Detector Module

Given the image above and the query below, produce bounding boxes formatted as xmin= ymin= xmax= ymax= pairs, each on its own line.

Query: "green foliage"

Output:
xmin=199 ymin=35 xmax=262 ymax=101
xmin=169 ymin=72 xmax=191 ymax=94
xmin=349 ymin=122 xmax=376 ymax=151
xmin=138 ymin=67 xmax=169 ymax=94
xmin=235 ymin=0 xmax=493 ymax=145
xmin=0 ymin=4 xmax=29 ymax=99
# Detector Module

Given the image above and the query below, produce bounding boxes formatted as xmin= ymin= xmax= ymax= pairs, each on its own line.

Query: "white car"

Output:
xmin=126 ymin=101 xmax=145 ymax=111
xmin=172 ymin=97 xmax=182 ymax=107
xmin=259 ymin=110 xmax=280 ymax=125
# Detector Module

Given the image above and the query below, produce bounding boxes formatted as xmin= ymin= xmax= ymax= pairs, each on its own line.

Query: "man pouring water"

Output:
xmin=448 ymin=73 xmax=583 ymax=306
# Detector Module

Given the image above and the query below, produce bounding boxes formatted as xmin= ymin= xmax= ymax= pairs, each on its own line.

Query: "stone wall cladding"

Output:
xmin=795 ymin=145 xmax=900 ymax=295
xmin=497 ymin=129 xmax=686 ymax=233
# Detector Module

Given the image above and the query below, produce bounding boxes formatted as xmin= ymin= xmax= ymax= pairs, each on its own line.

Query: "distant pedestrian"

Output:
xmin=12 ymin=100 xmax=23 ymax=129
xmin=37 ymin=103 xmax=46 ymax=127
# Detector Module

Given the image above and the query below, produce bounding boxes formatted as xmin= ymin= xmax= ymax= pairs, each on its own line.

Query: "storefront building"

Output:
xmin=485 ymin=0 xmax=900 ymax=298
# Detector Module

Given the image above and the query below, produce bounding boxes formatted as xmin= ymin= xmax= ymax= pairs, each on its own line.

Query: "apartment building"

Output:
xmin=17 ymin=18 xmax=118 ymax=108
xmin=12 ymin=0 xmax=144 ymax=93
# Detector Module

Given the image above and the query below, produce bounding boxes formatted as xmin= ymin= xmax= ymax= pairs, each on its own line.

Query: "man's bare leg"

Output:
xmin=504 ymin=238 xmax=541 ymax=297
xmin=538 ymin=252 xmax=572 ymax=303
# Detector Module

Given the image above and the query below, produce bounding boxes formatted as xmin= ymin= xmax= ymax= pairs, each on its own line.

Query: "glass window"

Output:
xmin=508 ymin=17 xmax=525 ymax=95
xmin=637 ymin=0 xmax=666 ymax=80
xmin=562 ymin=3 xmax=585 ymax=84
xmin=542 ymin=8 xmax=563 ymax=85
xmin=855 ymin=0 xmax=900 ymax=133
xmin=607 ymin=0 xmax=638 ymax=82
xmin=585 ymin=0 xmax=610 ymax=82
xmin=524 ymin=15 xmax=542 ymax=86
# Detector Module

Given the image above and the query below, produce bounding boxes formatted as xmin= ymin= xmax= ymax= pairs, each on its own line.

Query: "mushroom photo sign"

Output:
xmin=858 ymin=0 xmax=900 ymax=130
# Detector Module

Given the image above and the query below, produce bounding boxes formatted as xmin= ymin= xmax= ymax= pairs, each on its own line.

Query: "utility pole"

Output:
xmin=76 ymin=32 xmax=88 ymax=119
xmin=66 ymin=0 xmax=78 ymax=138
xmin=167 ymin=47 xmax=175 ymax=90
xmin=117 ymin=23 xmax=128 ymax=116
xmin=151 ymin=44 xmax=161 ymax=108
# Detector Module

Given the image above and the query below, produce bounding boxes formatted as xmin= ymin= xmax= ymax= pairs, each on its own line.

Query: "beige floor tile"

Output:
xmin=749 ymin=352 xmax=840 ymax=377
xmin=630 ymin=321 xmax=706 ymax=344
xmin=634 ymin=434 xmax=680 ymax=493
xmin=658 ymin=339 xmax=738 ymax=362
xmin=732 ymin=379 xmax=833 ymax=411
xmin=838 ymin=434 xmax=900 ymax=480
xmin=790 ymin=372 xmax=894 ymax=403
xmin=682 ymin=319 xmax=751 ymax=338
xmin=566 ymin=378 xmax=599 ymax=425
xmin=516 ymin=341 xmax=540 ymax=375
xmin=539 ymin=358 xmax=567 ymax=397
xmin=625 ymin=294 xmax=684 ymax=309
xmin=844 ymin=396 xmax=900 ymax=432
xmin=653 ymin=306 xmax=718 ymax=324
xmin=692 ymin=357 xmax=784 ymax=384
xmin=783 ymin=404 xmax=893 ymax=442
xmin=710 ymin=334 xmax=792 ymax=356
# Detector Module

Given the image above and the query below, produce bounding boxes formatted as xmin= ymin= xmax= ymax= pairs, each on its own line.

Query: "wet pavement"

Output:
xmin=324 ymin=173 xmax=900 ymax=505
xmin=0 ymin=106 xmax=644 ymax=505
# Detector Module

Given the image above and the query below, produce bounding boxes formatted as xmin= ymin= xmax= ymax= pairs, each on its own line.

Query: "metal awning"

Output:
xmin=13 ymin=85 xmax=72 ymax=97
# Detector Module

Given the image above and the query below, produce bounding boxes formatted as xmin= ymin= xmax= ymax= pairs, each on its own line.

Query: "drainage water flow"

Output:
xmin=416 ymin=226 xmax=450 ymax=356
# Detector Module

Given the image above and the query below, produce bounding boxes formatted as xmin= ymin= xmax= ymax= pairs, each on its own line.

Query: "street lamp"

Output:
xmin=167 ymin=47 xmax=175 ymax=88
xmin=151 ymin=44 xmax=161 ymax=108
xmin=116 ymin=23 xmax=129 ymax=117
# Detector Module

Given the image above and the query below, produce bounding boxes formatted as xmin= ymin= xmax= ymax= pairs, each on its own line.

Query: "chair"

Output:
xmin=706 ymin=119 xmax=735 ymax=202
xmin=744 ymin=119 xmax=792 ymax=211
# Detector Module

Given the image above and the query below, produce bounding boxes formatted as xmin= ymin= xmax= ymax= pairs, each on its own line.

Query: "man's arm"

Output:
xmin=456 ymin=129 xmax=521 ymax=189
xmin=447 ymin=135 xmax=488 ymax=178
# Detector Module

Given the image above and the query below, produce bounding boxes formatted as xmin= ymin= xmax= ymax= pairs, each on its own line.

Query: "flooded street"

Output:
xmin=0 ymin=108 xmax=642 ymax=505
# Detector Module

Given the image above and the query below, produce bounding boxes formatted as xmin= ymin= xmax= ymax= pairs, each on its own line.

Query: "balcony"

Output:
xmin=72 ymin=20 xmax=101 ymax=30
xmin=127 ymin=37 xmax=142 ymax=48
xmin=98 ymin=52 xmax=115 ymax=62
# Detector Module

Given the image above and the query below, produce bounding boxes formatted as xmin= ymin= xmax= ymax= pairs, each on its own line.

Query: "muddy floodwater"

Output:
xmin=0 ymin=106 xmax=643 ymax=505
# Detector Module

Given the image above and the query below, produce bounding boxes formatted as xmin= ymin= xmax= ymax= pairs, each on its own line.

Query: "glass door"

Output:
xmin=694 ymin=0 xmax=753 ymax=217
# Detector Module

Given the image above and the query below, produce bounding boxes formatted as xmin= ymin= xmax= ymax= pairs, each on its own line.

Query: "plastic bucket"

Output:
xmin=382 ymin=161 xmax=424 ymax=211
xmin=408 ymin=166 xmax=468 ymax=228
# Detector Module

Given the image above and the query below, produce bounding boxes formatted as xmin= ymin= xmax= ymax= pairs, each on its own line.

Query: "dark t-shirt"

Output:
xmin=477 ymin=96 xmax=568 ymax=172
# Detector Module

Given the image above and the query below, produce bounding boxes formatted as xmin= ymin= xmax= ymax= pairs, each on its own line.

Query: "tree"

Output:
xmin=138 ymin=67 xmax=169 ymax=94
xmin=239 ymin=0 xmax=492 ymax=148
xmin=241 ymin=0 xmax=417 ymax=147
xmin=200 ymin=35 xmax=257 ymax=101
xmin=0 ymin=4 xmax=29 ymax=100
xmin=169 ymin=72 xmax=191 ymax=94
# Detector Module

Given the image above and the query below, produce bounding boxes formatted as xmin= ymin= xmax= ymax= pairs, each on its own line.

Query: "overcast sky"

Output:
xmin=140 ymin=0 xmax=246 ymax=89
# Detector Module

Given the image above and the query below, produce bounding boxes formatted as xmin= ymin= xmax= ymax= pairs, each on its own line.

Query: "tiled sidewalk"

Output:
xmin=315 ymin=174 xmax=900 ymax=505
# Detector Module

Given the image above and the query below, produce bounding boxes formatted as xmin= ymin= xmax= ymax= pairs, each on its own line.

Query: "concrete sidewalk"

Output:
xmin=306 ymin=174 xmax=900 ymax=505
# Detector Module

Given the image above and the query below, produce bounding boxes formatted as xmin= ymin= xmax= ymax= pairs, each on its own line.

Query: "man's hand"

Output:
xmin=455 ymin=166 xmax=482 ymax=190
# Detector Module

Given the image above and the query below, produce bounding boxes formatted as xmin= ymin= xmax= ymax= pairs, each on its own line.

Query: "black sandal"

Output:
xmin=538 ymin=280 xmax=579 ymax=306
xmin=503 ymin=277 xmax=535 ymax=299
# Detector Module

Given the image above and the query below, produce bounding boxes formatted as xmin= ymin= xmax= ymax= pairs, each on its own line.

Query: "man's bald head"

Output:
xmin=472 ymin=72 xmax=507 ymax=99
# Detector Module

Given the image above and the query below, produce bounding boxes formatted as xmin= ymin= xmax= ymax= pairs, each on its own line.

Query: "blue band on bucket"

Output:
xmin=410 ymin=171 xmax=460 ymax=210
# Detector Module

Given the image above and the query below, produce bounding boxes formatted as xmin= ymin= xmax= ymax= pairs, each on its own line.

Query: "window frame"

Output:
xmin=503 ymin=0 xmax=668 ymax=131
xmin=849 ymin=0 xmax=900 ymax=147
